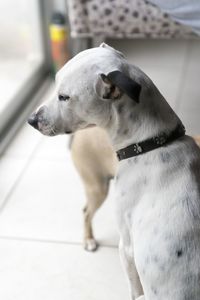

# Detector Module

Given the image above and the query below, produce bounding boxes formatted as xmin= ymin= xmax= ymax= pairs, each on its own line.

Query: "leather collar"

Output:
xmin=116 ymin=123 xmax=186 ymax=161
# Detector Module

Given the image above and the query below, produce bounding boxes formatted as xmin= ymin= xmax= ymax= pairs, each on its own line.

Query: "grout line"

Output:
xmin=0 ymin=235 xmax=118 ymax=249
xmin=0 ymin=136 xmax=44 ymax=213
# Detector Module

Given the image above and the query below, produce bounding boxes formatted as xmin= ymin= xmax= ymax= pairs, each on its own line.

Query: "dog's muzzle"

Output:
xmin=27 ymin=106 xmax=47 ymax=130
xmin=28 ymin=112 xmax=39 ymax=129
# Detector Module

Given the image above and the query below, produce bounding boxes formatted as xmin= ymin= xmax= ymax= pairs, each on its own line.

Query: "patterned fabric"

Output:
xmin=67 ymin=0 xmax=197 ymax=39
xmin=148 ymin=0 xmax=200 ymax=35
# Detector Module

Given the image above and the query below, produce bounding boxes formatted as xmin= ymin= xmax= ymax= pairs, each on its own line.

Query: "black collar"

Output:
xmin=116 ymin=123 xmax=185 ymax=161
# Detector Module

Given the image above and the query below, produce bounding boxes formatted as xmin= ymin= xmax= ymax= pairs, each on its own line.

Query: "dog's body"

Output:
xmin=71 ymin=127 xmax=200 ymax=257
xmin=28 ymin=43 xmax=200 ymax=299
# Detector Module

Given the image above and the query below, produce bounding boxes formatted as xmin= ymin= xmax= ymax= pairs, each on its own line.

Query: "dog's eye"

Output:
xmin=58 ymin=94 xmax=70 ymax=101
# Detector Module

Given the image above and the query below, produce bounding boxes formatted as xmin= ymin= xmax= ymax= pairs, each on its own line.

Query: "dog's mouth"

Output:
xmin=65 ymin=130 xmax=72 ymax=134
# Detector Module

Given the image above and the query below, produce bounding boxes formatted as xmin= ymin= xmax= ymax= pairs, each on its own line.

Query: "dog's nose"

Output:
xmin=27 ymin=113 xmax=38 ymax=129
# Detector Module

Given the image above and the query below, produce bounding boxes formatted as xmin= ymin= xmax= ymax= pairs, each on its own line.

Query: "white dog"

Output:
xmin=28 ymin=43 xmax=200 ymax=300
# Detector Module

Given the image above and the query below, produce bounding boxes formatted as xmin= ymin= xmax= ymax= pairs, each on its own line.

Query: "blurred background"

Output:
xmin=0 ymin=1 xmax=199 ymax=299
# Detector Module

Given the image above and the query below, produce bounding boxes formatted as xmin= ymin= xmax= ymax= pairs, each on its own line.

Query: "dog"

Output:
xmin=70 ymin=127 xmax=117 ymax=251
xmin=71 ymin=127 xmax=200 ymax=253
xmin=28 ymin=43 xmax=200 ymax=300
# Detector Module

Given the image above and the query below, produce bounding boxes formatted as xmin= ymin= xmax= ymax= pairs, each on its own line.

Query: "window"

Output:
xmin=0 ymin=0 xmax=51 ymax=154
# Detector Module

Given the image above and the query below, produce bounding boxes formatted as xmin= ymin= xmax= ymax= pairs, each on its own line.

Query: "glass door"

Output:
xmin=0 ymin=0 xmax=52 ymax=154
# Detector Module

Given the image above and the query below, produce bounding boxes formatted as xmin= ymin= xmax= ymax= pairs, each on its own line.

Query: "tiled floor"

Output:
xmin=0 ymin=39 xmax=200 ymax=299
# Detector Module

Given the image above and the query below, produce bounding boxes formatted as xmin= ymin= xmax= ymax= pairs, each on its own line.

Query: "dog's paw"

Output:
xmin=84 ymin=238 xmax=98 ymax=252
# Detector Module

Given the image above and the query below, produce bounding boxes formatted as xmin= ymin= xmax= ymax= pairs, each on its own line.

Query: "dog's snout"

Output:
xmin=27 ymin=106 xmax=47 ymax=130
xmin=37 ymin=106 xmax=46 ymax=116
xmin=27 ymin=113 xmax=38 ymax=129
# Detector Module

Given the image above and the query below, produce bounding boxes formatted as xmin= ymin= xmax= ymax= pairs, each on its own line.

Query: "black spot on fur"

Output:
xmin=160 ymin=152 xmax=171 ymax=163
xmin=123 ymin=129 xmax=129 ymax=135
xmin=176 ymin=249 xmax=183 ymax=257
xmin=151 ymin=287 xmax=158 ymax=295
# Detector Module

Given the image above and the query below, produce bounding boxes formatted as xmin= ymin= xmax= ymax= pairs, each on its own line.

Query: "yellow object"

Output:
xmin=50 ymin=25 xmax=68 ymax=42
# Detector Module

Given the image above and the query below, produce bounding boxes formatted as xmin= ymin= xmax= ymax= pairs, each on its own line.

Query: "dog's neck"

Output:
xmin=105 ymin=89 xmax=181 ymax=152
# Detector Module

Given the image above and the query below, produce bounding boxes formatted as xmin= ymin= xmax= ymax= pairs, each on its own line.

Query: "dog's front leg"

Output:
xmin=119 ymin=239 xmax=143 ymax=300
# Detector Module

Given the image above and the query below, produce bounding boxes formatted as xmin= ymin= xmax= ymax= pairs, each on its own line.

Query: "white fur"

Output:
xmin=31 ymin=43 xmax=200 ymax=300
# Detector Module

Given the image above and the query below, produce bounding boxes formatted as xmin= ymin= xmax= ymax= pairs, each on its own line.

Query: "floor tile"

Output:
xmin=0 ymin=157 xmax=28 ymax=208
xmin=3 ymin=123 xmax=43 ymax=159
xmin=32 ymin=134 xmax=71 ymax=161
xmin=0 ymin=154 xmax=118 ymax=247
xmin=0 ymin=239 xmax=128 ymax=300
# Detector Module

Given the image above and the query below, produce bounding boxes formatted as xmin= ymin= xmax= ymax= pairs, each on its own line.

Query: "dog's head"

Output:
xmin=28 ymin=43 xmax=142 ymax=136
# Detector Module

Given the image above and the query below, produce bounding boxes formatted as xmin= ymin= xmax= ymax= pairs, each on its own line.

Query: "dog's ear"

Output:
xmin=100 ymin=43 xmax=125 ymax=58
xmin=95 ymin=70 xmax=141 ymax=103
xmin=95 ymin=73 xmax=122 ymax=101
